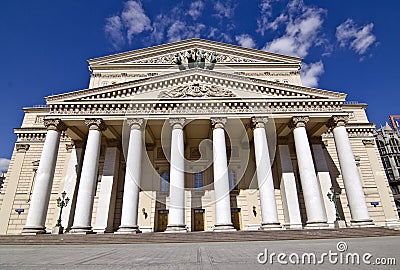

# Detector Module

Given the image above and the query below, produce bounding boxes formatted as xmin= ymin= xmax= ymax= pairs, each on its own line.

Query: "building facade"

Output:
xmin=375 ymin=121 xmax=400 ymax=218
xmin=0 ymin=39 xmax=399 ymax=235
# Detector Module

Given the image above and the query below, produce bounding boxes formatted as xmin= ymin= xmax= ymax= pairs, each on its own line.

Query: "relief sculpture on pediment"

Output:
xmin=158 ymin=84 xmax=236 ymax=98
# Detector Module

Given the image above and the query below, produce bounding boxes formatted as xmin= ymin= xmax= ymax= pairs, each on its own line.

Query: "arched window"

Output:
xmin=160 ymin=171 xmax=169 ymax=192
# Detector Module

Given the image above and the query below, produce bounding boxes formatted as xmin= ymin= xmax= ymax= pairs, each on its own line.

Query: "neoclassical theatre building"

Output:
xmin=1 ymin=39 xmax=399 ymax=235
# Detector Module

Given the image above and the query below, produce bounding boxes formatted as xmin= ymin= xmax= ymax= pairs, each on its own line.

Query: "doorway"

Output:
xmin=156 ymin=209 xmax=169 ymax=232
xmin=192 ymin=209 xmax=205 ymax=231
xmin=231 ymin=208 xmax=241 ymax=230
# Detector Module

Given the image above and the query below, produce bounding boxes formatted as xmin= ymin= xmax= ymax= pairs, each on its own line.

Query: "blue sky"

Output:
xmin=0 ymin=0 xmax=399 ymax=170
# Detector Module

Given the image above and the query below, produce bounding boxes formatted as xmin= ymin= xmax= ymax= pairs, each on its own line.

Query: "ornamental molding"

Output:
xmin=15 ymin=130 xmax=70 ymax=143
xmin=49 ymin=100 xmax=343 ymax=116
xmin=126 ymin=118 xmax=145 ymax=130
xmin=46 ymin=68 xmax=346 ymax=103
xmin=158 ymin=84 xmax=236 ymax=98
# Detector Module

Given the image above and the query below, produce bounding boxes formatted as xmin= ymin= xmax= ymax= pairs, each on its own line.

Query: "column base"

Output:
xmin=21 ymin=226 xmax=47 ymax=235
xmin=334 ymin=220 xmax=347 ymax=228
xmin=350 ymin=219 xmax=374 ymax=228
xmin=212 ymin=224 xmax=236 ymax=232
xmin=69 ymin=226 xmax=94 ymax=234
xmin=115 ymin=226 xmax=142 ymax=234
xmin=260 ymin=223 xmax=282 ymax=230
xmin=305 ymin=221 xmax=329 ymax=229
xmin=164 ymin=224 xmax=188 ymax=233
xmin=283 ymin=223 xmax=303 ymax=230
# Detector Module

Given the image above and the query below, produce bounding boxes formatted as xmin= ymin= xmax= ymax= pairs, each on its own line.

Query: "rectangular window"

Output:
xmin=160 ymin=171 xmax=169 ymax=192
xmin=194 ymin=172 xmax=203 ymax=190
xmin=387 ymin=169 xmax=395 ymax=181
xmin=391 ymin=185 xmax=399 ymax=195
xmin=395 ymin=156 xmax=400 ymax=167
xmin=229 ymin=170 xmax=237 ymax=190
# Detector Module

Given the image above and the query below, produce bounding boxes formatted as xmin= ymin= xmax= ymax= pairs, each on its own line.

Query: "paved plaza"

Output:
xmin=0 ymin=236 xmax=399 ymax=269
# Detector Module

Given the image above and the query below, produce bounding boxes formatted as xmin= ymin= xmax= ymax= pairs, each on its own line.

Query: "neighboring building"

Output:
xmin=375 ymin=121 xmax=400 ymax=218
xmin=0 ymin=38 xmax=399 ymax=235
xmin=0 ymin=172 xmax=5 ymax=193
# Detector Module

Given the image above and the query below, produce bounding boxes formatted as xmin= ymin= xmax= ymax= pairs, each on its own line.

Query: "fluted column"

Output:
xmin=22 ymin=119 xmax=66 ymax=234
xmin=117 ymin=118 xmax=144 ymax=234
xmin=252 ymin=117 xmax=281 ymax=229
xmin=71 ymin=119 xmax=106 ymax=233
xmin=329 ymin=116 xmax=373 ymax=226
xmin=166 ymin=118 xmax=187 ymax=232
xmin=211 ymin=117 xmax=235 ymax=231
xmin=291 ymin=116 xmax=328 ymax=228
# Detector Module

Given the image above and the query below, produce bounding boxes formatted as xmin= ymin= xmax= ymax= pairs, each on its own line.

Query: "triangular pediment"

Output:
xmin=46 ymin=69 xmax=346 ymax=104
xmin=88 ymin=38 xmax=302 ymax=66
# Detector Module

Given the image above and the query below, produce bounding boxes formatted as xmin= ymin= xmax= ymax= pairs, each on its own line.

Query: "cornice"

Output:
xmin=88 ymin=38 xmax=302 ymax=66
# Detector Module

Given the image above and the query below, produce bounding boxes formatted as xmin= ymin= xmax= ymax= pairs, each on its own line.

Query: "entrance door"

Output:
xmin=157 ymin=210 xmax=169 ymax=232
xmin=231 ymin=208 xmax=241 ymax=230
xmin=193 ymin=209 xmax=205 ymax=231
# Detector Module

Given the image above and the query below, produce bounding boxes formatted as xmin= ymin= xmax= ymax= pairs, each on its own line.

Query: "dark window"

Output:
xmin=160 ymin=171 xmax=169 ymax=192
xmin=391 ymin=185 xmax=399 ymax=195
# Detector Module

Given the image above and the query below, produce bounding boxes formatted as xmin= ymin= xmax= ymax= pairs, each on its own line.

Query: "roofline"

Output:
xmin=87 ymin=38 xmax=303 ymax=65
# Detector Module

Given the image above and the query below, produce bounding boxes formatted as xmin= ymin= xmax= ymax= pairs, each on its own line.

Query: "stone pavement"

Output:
xmin=0 ymin=236 xmax=399 ymax=270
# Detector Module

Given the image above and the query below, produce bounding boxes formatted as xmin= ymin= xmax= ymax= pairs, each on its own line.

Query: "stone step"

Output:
xmin=0 ymin=227 xmax=399 ymax=245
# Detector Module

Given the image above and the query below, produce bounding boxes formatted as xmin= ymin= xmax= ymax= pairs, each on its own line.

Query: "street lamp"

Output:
xmin=56 ymin=191 xmax=70 ymax=227
xmin=327 ymin=186 xmax=341 ymax=221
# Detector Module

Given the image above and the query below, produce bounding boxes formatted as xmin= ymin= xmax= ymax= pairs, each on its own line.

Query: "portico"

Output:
xmin=2 ymin=38 xmax=397 ymax=236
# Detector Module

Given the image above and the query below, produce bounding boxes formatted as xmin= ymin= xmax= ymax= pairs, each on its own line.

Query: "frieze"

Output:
xmin=49 ymin=100 xmax=343 ymax=115
xmin=130 ymin=49 xmax=258 ymax=64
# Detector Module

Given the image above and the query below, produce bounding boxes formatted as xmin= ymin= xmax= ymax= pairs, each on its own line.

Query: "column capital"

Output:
xmin=126 ymin=118 xmax=145 ymax=130
xmin=327 ymin=115 xmax=348 ymax=129
xmin=289 ymin=116 xmax=309 ymax=129
xmin=211 ymin=117 xmax=227 ymax=129
xmin=169 ymin=118 xmax=186 ymax=129
xmin=16 ymin=144 xmax=30 ymax=153
xmin=85 ymin=118 xmax=107 ymax=131
xmin=44 ymin=119 xmax=67 ymax=132
xmin=251 ymin=117 xmax=269 ymax=129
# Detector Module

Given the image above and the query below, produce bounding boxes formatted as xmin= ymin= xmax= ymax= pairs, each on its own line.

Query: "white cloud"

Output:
xmin=336 ymin=19 xmax=376 ymax=55
xmin=257 ymin=0 xmax=284 ymax=35
xmin=104 ymin=1 xmax=152 ymax=48
xmin=121 ymin=0 xmax=152 ymax=44
xmin=235 ymin=34 xmax=256 ymax=48
xmin=0 ymin=158 xmax=10 ymax=172
xmin=262 ymin=1 xmax=326 ymax=58
xmin=301 ymin=61 xmax=324 ymax=88
xmin=104 ymin=16 xmax=125 ymax=50
xmin=188 ymin=1 xmax=205 ymax=20
xmin=167 ymin=21 xmax=206 ymax=42
xmin=213 ymin=0 xmax=237 ymax=19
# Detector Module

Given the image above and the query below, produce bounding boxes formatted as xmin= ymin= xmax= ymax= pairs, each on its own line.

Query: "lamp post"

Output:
xmin=56 ymin=191 xmax=70 ymax=227
xmin=327 ymin=186 xmax=341 ymax=221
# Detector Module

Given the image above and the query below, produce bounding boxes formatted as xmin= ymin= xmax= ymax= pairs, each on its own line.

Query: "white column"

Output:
xmin=71 ymin=119 xmax=106 ymax=233
xmin=61 ymin=141 xmax=84 ymax=230
xmin=291 ymin=116 xmax=328 ymax=228
xmin=166 ymin=118 xmax=187 ymax=232
xmin=279 ymin=145 xmax=303 ymax=229
xmin=117 ymin=118 xmax=144 ymax=234
xmin=252 ymin=117 xmax=281 ymax=229
xmin=329 ymin=116 xmax=373 ymax=226
xmin=211 ymin=117 xmax=235 ymax=231
xmin=93 ymin=141 xmax=120 ymax=233
xmin=22 ymin=119 xmax=66 ymax=234
xmin=312 ymin=144 xmax=337 ymax=227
